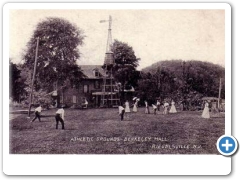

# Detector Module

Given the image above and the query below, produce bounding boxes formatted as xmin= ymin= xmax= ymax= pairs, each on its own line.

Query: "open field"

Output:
xmin=9 ymin=108 xmax=224 ymax=154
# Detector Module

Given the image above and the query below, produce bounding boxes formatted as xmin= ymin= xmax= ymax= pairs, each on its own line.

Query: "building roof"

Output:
xmin=80 ymin=65 xmax=105 ymax=79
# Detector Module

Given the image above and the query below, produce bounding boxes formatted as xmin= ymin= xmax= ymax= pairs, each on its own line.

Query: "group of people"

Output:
xmin=144 ymin=100 xmax=177 ymax=115
xmin=118 ymin=98 xmax=139 ymax=121
xmin=118 ymin=98 xmax=178 ymax=121
xmin=119 ymin=99 xmax=212 ymax=121
xmin=31 ymin=105 xmax=65 ymax=129
xmin=31 ymin=99 xmax=211 ymax=125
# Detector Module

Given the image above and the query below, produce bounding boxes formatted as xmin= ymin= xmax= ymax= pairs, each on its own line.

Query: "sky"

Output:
xmin=9 ymin=9 xmax=225 ymax=70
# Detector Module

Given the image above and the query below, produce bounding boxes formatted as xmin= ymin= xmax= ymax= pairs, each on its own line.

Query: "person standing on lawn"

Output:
xmin=179 ymin=101 xmax=184 ymax=111
xmin=55 ymin=107 xmax=65 ymax=129
xmin=125 ymin=100 xmax=131 ymax=113
xmin=202 ymin=101 xmax=210 ymax=119
xmin=156 ymin=100 xmax=161 ymax=111
xmin=119 ymin=104 xmax=125 ymax=121
xmin=125 ymin=100 xmax=131 ymax=119
xmin=84 ymin=99 xmax=88 ymax=109
xmin=133 ymin=98 xmax=139 ymax=113
xmin=145 ymin=100 xmax=150 ymax=114
xmin=31 ymin=105 xmax=42 ymax=122
xmin=163 ymin=101 xmax=169 ymax=115
xmin=152 ymin=104 xmax=157 ymax=115
xmin=169 ymin=100 xmax=177 ymax=113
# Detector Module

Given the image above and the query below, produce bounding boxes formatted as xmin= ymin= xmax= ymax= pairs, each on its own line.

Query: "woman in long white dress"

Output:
xmin=133 ymin=99 xmax=139 ymax=112
xmin=144 ymin=101 xmax=150 ymax=114
xmin=125 ymin=100 xmax=130 ymax=119
xmin=125 ymin=100 xmax=131 ymax=113
xmin=202 ymin=101 xmax=210 ymax=118
xmin=169 ymin=100 xmax=177 ymax=113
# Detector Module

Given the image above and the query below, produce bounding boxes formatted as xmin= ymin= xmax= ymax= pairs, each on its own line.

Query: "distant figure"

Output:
xmin=119 ymin=105 xmax=125 ymax=121
xmin=125 ymin=100 xmax=131 ymax=113
xmin=55 ymin=107 xmax=65 ymax=129
xmin=83 ymin=99 xmax=88 ymax=109
xmin=133 ymin=99 xmax=139 ymax=112
xmin=180 ymin=102 xmax=184 ymax=111
xmin=152 ymin=104 xmax=157 ymax=115
xmin=144 ymin=100 xmax=150 ymax=114
xmin=125 ymin=100 xmax=130 ymax=119
xmin=31 ymin=105 xmax=42 ymax=122
xmin=169 ymin=100 xmax=177 ymax=113
xmin=163 ymin=102 xmax=169 ymax=115
xmin=202 ymin=101 xmax=210 ymax=119
xmin=156 ymin=100 xmax=161 ymax=111
xmin=54 ymin=100 xmax=58 ymax=108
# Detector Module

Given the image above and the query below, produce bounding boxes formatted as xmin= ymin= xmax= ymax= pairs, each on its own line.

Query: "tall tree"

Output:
xmin=111 ymin=40 xmax=140 ymax=101
xmin=9 ymin=60 xmax=27 ymax=102
xmin=23 ymin=17 xmax=85 ymax=91
xmin=137 ymin=68 xmax=176 ymax=104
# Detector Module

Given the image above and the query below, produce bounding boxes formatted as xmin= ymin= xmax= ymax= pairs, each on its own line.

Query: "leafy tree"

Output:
xmin=111 ymin=40 xmax=140 ymax=101
xmin=141 ymin=60 xmax=225 ymax=109
xmin=23 ymin=17 xmax=85 ymax=92
xmin=137 ymin=68 xmax=176 ymax=104
xmin=137 ymin=72 xmax=156 ymax=104
xmin=9 ymin=61 xmax=27 ymax=102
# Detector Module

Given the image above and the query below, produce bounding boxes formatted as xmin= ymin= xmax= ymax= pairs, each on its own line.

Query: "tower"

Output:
xmin=100 ymin=15 xmax=120 ymax=107
xmin=103 ymin=15 xmax=114 ymax=68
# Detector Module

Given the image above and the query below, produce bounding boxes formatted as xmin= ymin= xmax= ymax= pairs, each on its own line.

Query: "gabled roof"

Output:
xmin=80 ymin=65 xmax=105 ymax=79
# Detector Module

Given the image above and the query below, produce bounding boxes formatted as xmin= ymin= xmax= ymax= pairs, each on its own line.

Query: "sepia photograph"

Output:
xmin=9 ymin=8 xmax=225 ymax=155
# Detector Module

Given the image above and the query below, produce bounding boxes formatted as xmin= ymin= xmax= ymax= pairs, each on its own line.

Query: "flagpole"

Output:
xmin=27 ymin=37 xmax=39 ymax=118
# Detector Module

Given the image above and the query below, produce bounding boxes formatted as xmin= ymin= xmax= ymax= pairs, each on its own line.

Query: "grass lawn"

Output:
xmin=9 ymin=108 xmax=224 ymax=154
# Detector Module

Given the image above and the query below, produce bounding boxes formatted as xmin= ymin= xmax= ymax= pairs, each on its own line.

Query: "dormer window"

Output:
xmin=93 ymin=69 xmax=100 ymax=77
xmin=95 ymin=71 xmax=99 ymax=77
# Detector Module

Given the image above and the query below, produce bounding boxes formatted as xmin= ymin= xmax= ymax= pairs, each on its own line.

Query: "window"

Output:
xmin=83 ymin=85 xmax=89 ymax=93
xmin=93 ymin=69 xmax=100 ymax=77
xmin=95 ymin=71 xmax=100 ymax=77
xmin=94 ymin=81 xmax=100 ymax=89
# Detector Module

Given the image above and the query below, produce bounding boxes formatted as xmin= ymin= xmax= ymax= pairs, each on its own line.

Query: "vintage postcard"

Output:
xmin=3 ymin=2 xmax=232 ymax=175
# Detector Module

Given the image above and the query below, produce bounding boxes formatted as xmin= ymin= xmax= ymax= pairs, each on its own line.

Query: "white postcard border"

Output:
xmin=3 ymin=2 xmax=231 ymax=175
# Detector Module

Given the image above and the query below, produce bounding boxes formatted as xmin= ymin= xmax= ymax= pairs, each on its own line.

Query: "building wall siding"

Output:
xmin=61 ymin=79 xmax=103 ymax=107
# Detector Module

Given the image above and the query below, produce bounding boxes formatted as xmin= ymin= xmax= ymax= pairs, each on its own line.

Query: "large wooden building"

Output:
xmin=53 ymin=65 xmax=122 ymax=108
